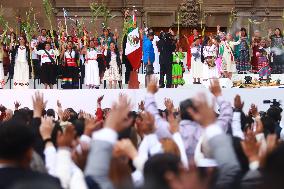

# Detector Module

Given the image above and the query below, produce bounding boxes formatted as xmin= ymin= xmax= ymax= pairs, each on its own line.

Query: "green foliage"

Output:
xmin=90 ymin=1 xmax=116 ymax=28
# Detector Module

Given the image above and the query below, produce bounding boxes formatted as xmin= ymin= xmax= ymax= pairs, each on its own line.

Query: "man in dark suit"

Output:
xmin=0 ymin=119 xmax=61 ymax=189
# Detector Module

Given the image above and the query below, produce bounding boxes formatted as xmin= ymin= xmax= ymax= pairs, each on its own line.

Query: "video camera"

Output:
xmin=263 ymin=99 xmax=282 ymax=108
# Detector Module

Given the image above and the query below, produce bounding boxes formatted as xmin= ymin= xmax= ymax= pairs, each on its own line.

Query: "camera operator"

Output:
xmin=263 ymin=100 xmax=283 ymax=139
xmin=157 ymin=29 xmax=176 ymax=88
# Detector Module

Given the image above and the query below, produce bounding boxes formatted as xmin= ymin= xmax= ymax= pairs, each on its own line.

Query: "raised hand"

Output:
xmin=234 ymin=95 xmax=244 ymax=111
xmin=249 ymin=104 xmax=259 ymax=118
xmin=97 ymin=95 xmax=104 ymax=108
xmin=104 ymin=93 xmax=132 ymax=132
xmin=164 ymin=98 xmax=174 ymax=113
xmin=32 ymin=91 xmax=47 ymax=118
xmin=57 ymin=125 xmax=76 ymax=148
xmin=14 ymin=101 xmax=21 ymax=110
xmin=241 ymin=133 xmax=260 ymax=162
xmin=72 ymin=142 xmax=89 ymax=171
xmin=147 ymin=77 xmax=159 ymax=94
xmin=138 ymin=100 xmax=145 ymax=112
xmin=84 ymin=116 xmax=103 ymax=137
xmin=187 ymin=93 xmax=216 ymax=127
xmin=209 ymin=78 xmax=222 ymax=97
xmin=40 ymin=117 xmax=55 ymax=140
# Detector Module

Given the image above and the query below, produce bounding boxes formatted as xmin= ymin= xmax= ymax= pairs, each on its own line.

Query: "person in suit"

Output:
xmin=0 ymin=119 xmax=61 ymax=189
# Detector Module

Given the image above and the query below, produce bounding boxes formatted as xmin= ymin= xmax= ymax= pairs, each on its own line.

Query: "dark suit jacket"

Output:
xmin=0 ymin=167 xmax=61 ymax=189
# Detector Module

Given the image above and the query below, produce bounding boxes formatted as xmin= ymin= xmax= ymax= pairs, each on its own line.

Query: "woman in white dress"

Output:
xmin=84 ymin=39 xmax=100 ymax=89
xmin=10 ymin=36 xmax=30 ymax=89
xmin=103 ymin=42 xmax=121 ymax=89
xmin=0 ymin=39 xmax=5 ymax=88
xmin=219 ymin=33 xmax=241 ymax=79
xmin=191 ymin=38 xmax=203 ymax=84
xmin=202 ymin=38 xmax=219 ymax=80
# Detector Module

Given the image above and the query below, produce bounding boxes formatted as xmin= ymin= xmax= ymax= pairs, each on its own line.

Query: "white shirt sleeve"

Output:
xmin=55 ymin=148 xmax=88 ymax=189
xmin=55 ymin=148 xmax=73 ymax=189
xmin=232 ymin=112 xmax=244 ymax=139
xmin=173 ymin=132 xmax=189 ymax=169
xmin=44 ymin=145 xmax=57 ymax=175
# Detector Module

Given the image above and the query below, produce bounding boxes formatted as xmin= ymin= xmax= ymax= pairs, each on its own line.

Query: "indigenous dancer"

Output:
xmin=236 ymin=28 xmax=251 ymax=74
xmin=60 ymin=41 xmax=80 ymax=89
xmin=84 ymin=39 xmax=100 ymax=89
xmin=103 ymin=42 xmax=121 ymax=89
xmin=0 ymin=38 xmax=5 ymax=88
xmin=202 ymin=38 xmax=219 ymax=80
xmin=10 ymin=35 xmax=30 ymax=89
xmin=257 ymin=38 xmax=271 ymax=80
xmin=191 ymin=38 xmax=202 ymax=84
xmin=268 ymin=28 xmax=284 ymax=74
xmin=35 ymin=42 xmax=59 ymax=89
xmin=172 ymin=46 xmax=185 ymax=88
xmin=219 ymin=33 xmax=240 ymax=79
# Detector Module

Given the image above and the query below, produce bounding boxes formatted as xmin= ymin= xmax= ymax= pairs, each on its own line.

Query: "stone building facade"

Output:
xmin=1 ymin=0 xmax=284 ymax=34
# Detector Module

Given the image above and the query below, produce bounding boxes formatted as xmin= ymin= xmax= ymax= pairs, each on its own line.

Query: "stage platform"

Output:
xmin=3 ymin=74 xmax=284 ymax=89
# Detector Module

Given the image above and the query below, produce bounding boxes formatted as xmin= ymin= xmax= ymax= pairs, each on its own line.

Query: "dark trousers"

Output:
xmin=159 ymin=63 xmax=172 ymax=88
xmin=145 ymin=64 xmax=154 ymax=87
xmin=124 ymin=56 xmax=132 ymax=84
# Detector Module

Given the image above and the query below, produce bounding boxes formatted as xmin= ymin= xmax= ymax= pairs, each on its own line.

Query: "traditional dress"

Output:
xmin=85 ymin=48 xmax=100 ymax=88
xmin=236 ymin=37 xmax=250 ymax=72
xmin=35 ymin=49 xmax=59 ymax=85
xmin=191 ymin=45 xmax=203 ymax=79
xmin=62 ymin=49 xmax=79 ymax=89
xmin=103 ymin=50 xmax=121 ymax=82
xmin=203 ymin=44 xmax=219 ymax=79
xmin=0 ymin=45 xmax=5 ymax=88
xmin=220 ymin=40 xmax=239 ymax=74
xmin=172 ymin=52 xmax=185 ymax=86
xmin=270 ymin=35 xmax=284 ymax=74
xmin=13 ymin=46 xmax=30 ymax=89
xmin=257 ymin=47 xmax=271 ymax=79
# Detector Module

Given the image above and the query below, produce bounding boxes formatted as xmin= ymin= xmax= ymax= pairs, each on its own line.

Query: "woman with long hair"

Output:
xmin=103 ymin=42 xmax=122 ymax=89
xmin=10 ymin=35 xmax=30 ymax=89
xmin=268 ymin=28 xmax=284 ymax=74
xmin=60 ymin=41 xmax=80 ymax=89
xmin=34 ymin=41 xmax=59 ymax=89
xmin=236 ymin=28 xmax=251 ymax=74
xmin=84 ymin=39 xmax=100 ymax=89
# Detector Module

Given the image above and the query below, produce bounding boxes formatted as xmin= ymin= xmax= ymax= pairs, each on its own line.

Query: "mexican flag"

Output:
xmin=125 ymin=27 xmax=142 ymax=71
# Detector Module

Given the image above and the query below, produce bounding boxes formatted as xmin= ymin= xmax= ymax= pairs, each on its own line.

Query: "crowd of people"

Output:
xmin=0 ymin=17 xmax=284 ymax=89
xmin=0 ymin=78 xmax=283 ymax=189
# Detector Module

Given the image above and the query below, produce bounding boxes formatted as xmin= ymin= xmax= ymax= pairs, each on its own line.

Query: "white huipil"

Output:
xmin=203 ymin=44 xmax=219 ymax=79
xmin=221 ymin=40 xmax=240 ymax=73
xmin=85 ymin=48 xmax=100 ymax=87
xmin=191 ymin=45 xmax=203 ymax=78
xmin=13 ymin=46 xmax=29 ymax=89
xmin=0 ymin=45 xmax=5 ymax=88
